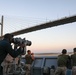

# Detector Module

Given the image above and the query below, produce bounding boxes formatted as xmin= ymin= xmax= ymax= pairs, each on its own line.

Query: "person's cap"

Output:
xmin=27 ymin=50 xmax=31 ymax=52
xmin=62 ymin=49 xmax=67 ymax=54
xmin=73 ymin=48 xmax=76 ymax=52
xmin=4 ymin=33 xmax=14 ymax=39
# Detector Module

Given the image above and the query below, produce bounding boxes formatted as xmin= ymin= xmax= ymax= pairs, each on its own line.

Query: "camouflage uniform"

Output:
xmin=71 ymin=53 xmax=76 ymax=75
xmin=55 ymin=54 xmax=70 ymax=75
xmin=25 ymin=54 xmax=34 ymax=75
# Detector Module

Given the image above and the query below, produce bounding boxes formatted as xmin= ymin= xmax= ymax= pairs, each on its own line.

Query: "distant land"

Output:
xmin=34 ymin=52 xmax=73 ymax=56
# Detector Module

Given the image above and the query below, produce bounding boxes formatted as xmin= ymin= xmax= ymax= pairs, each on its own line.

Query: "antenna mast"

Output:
xmin=0 ymin=15 xmax=3 ymax=36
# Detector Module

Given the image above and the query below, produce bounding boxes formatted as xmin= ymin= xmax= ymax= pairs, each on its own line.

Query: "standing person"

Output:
xmin=0 ymin=33 xmax=25 ymax=75
xmin=25 ymin=50 xmax=35 ymax=75
xmin=71 ymin=47 xmax=76 ymax=75
xmin=55 ymin=49 xmax=70 ymax=75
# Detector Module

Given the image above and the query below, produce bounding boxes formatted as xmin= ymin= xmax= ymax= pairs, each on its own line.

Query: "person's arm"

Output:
xmin=6 ymin=42 xmax=24 ymax=58
xmin=67 ymin=55 xmax=72 ymax=69
xmin=70 ymin=55 xmax=73 ymax=67
xmin=31 ymin=53 xmax=35 ymax=60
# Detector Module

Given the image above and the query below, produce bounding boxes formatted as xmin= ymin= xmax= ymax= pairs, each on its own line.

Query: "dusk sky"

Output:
xmin=0 ymin=0 xmax=76 ymax=53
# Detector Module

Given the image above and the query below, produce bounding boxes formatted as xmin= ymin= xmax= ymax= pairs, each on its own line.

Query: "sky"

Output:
xmin=0 ymin=0 xmax=76 ymax=53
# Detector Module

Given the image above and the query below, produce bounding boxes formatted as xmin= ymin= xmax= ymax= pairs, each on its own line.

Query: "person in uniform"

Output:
xmin=0 ymin=33 xmax=25 ymax=75
xmin=71 ymin=47 xmax=76 ymax=75
xmin=55 ymin=49 xmax=70 ymax=75
xmin=25 ymin=50 xmax=35 ymax=75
